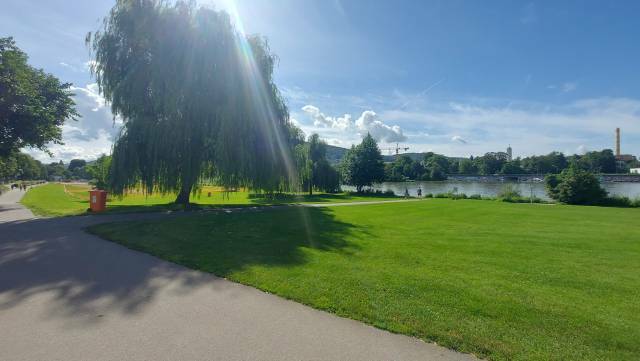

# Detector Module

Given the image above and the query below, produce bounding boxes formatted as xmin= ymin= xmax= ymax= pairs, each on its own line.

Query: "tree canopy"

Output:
xmin=341 ymin=134 xmax=385 ymax=192
xmin=0 ymin=152 xmax=46 ymax=181
xmin=0 ymin=37 xmax=78 ymax=157
xmin=86 ymin=154 xmax=112 ymax=190
xmin=545 ymin=167 xmax=607 ymax=205
xmin=88 ymin=0 xmax=295 ymax=203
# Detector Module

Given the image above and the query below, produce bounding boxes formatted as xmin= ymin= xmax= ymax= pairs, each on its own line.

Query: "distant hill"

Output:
xmin=382 ymin=152 xmax=423 ymax=162
xmin=325 ymin=145 xmax=349 ymax=165
xmin=325 ymin=146 xmax=434 ymax=164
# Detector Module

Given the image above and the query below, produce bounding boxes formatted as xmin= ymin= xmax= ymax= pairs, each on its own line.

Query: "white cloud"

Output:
xmin=25 ymin=83 xmax=121 ymax=163
xmin=302 ymin=105 xmax=353 ymax=130
xmin=355 ymin=110 xmax=407 ymax=142
xmin=301 ymin=105 xmax=407 ymax=143
xmin=380 ymin=96 xmax=640 ymax=157
xmin=451 ymin=135 xmax=467 ymax=144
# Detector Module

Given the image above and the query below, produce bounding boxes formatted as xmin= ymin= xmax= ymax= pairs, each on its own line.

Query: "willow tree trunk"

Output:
xmin=175 ymin=183 xmax=192 ymax=205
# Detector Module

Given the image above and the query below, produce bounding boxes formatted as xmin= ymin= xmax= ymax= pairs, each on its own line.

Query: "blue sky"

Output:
xmin=2 ymin=0 xmax=640 ymax=161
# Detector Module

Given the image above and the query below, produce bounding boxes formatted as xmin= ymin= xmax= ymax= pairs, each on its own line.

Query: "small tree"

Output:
xmin=294 ymin=133 xmax=340 ymax=194
xmin=313 ymin=159 xmax=340 ymax=193
xmin=86 ymin=155 xmax=111 ymax=190
xmin=341 ymin=133 xmax=384 ymax=192
xmin=545 ymin=167 xmax=607 ymax=205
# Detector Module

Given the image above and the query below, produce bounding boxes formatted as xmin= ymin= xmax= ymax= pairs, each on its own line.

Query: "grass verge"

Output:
xmin=88 ymin=199 xmax=640 ymax=361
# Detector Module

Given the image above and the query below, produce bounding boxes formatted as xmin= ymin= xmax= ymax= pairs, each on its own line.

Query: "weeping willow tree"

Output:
xmin=87 ymin=0 xmax=296 ymax=203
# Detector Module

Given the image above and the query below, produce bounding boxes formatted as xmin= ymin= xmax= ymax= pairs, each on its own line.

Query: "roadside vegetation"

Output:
xmin=89 ymin=199 xmax=640 ymax=361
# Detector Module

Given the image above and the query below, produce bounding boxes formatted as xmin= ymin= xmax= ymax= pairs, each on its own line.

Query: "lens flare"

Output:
xmin=225 ymin=1 xmax=315 ymax=246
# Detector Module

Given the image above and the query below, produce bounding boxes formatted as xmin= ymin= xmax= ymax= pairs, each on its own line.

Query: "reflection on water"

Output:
xmin=344 ymin=181 xmax=640 ymax=201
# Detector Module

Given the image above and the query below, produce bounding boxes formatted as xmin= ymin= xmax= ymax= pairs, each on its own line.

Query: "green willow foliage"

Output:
xmin=87 ymin=0 xmax=295 ymax=202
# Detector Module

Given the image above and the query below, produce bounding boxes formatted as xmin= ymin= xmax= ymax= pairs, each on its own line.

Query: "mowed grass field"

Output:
xmin=21 ymin=183 xmax=399 ymax=216
xmin=89 ymin=199 xmax=640 ymax=361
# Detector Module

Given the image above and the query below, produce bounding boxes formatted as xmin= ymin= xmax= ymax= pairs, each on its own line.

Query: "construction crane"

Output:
xmin=382 ymin=143 xmax=409 ymax=157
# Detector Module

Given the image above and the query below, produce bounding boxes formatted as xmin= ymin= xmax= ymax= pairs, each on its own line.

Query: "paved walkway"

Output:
xmin=0 ymin=188 xmax=34 ymax=223
xmin=0 ymin=189 xmax=476 ymax=361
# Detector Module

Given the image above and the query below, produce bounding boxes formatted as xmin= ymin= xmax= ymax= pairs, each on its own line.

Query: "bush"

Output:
xmin=450 ymin=193 xmax=467 ymax=200
xmin=424 ymin=193 xmax=433 ymax=198
xmin=545 ymin=168 xmax=607 ymax=205
xmin=597 ymin=195 xmax=640 ymax=208
xmin=497 ymin=184 xmax=522 ymax=202
xmin=599 ymin=195 xmax=632 ymax=207
xmin=468 ymin=194 xmax=482 ymax=200
xmin=346 ymin=189 xmax=398 ymax=198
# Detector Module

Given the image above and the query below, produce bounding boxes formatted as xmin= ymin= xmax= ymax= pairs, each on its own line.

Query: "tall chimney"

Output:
xmin=615 ymin=127 xmax=621 ymax=157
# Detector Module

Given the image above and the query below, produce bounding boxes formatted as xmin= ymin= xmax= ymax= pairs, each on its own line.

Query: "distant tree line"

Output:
xmin=0 ymin=152 xmax=113 ymax=184
xmin=383 ymin=149 xmax=637 ymax=181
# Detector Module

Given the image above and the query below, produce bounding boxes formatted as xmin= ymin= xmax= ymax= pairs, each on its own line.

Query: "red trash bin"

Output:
xmin=89 ymin=190 xmax=107 ymax=212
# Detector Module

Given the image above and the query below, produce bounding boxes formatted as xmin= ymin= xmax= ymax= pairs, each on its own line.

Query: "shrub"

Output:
xmin=450 ymin=193 xmax=467 ymax=200
xmin=424 ymin=193 xmax=433 ymax=198
xmin=468 ymin=194 xmax=482 ymax=200
xmin=545 ymin=168 xmax=607 ymax=205
xmin=497 ymin=184 xmax=522 ymax=202
xmin=346 ymin=189 xmax=398 ymax=197
xmin=597 ymin=196 xmax=640 ymax=208
xmin=600 ymin=195 xmax=632 ymax=207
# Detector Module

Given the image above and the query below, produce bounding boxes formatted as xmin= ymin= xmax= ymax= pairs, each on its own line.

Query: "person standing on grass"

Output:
xmin=404 ymin=187 xmax=410 ymax=198
xmin=417 ymin=187 xmax=422 ymax=197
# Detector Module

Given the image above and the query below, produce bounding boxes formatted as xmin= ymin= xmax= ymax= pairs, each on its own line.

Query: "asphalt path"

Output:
xmin=0 ymin=188 xmax=476 ymax=360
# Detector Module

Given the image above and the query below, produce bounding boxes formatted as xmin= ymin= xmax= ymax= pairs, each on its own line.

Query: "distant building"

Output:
xmin=506 ymin=145 xmax=513 ymax=161
xmin=631 ymin=168 xmax=640 ymax=175
xmin=617 ymin=154 xmax=637 ymax=162
xmin=616 ymin=127 xmax=621 ymax=157
xmin=614 ymin=127 xmax=636 ymax=162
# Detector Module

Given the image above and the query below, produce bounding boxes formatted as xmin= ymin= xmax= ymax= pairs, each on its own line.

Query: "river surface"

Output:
xmin=344 ymin=181 xmax=640 ymax=201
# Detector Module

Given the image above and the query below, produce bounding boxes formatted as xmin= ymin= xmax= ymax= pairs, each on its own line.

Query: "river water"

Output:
xmin=345 ymin=181 xmax=640 ymax=201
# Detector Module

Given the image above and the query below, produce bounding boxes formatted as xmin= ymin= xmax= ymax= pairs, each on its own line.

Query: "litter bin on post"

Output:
xmin=89 ymin=190 xmax=107 ymax=212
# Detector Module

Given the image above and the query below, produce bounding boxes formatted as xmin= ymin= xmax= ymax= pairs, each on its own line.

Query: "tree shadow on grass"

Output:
xmin=0 ymin=207 xmax=361 ymax=326
xmin=247 ymin=192 xmax=399 ymax=205
xmin=88 ymin=206 xmax=365 ymax=278
xmin=0 ymin=213 xmax=218 ymax=325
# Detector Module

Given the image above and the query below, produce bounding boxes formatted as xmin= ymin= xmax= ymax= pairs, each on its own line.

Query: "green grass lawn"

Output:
xmin=21 ymin=183 xmax=400 ymax=216
xmin=88 ymin=199 xmax=640 ymax=361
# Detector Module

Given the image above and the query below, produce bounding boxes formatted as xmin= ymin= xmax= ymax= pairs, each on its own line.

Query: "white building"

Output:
xmin=631 ymin=168 xmax=640 ymax=174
